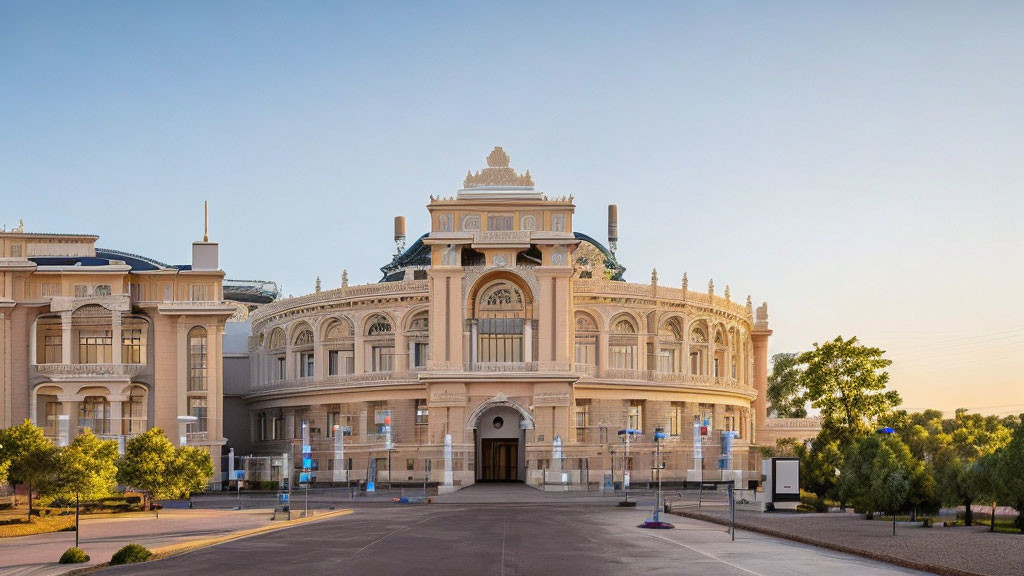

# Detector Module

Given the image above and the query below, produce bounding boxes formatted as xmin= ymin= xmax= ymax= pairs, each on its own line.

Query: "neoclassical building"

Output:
xmin=245 ymin=148 xmax=776 ymax=489
xmin=0 ymin=219 xmax=236 ymax=480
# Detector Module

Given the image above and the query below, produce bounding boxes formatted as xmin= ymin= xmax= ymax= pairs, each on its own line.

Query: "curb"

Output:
xmin=672 ymin=509 xmax=987 ymax=576
xmin=64 ymin=509 xmax=354 ymax=575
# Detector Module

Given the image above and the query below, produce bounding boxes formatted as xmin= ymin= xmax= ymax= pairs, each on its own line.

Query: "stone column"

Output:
xmin=61 ymin=311 xmax=72 ymax=364
xmin=395 ymin=330 xmax=408 ymax=372
xmin=109 ymin=396 xmax=124 ymax=435
xmin=523 ymin=321 xmax=531 ymax=363
xmin=751 ymin=303 xmax=772 ymax=426
xmin=111 ymin=310 xmax=122 ymax=364
xmin=469 ymin=320 xmax=477 ymax=365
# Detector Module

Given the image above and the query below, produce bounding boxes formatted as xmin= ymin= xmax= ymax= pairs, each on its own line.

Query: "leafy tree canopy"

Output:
xmin=799 ymin=336 xmax=900 ymax=448
xmin=117 ymin=428 xmax=213 ymax=501
xmin=767 ymin=353 xmax=807 ymax=418
xmin=43 ymin=429 xmax=119 ymax=503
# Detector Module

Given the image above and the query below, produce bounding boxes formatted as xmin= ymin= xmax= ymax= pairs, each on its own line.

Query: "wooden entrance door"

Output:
xmin=481 ymin=439 xmax=518 ymax=481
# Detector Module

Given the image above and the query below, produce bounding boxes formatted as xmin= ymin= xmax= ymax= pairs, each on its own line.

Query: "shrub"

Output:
xmin=59 ymin=547 xmax=90 ymax=564
xmin=110 ymin=543 xmax=153 ymax=565
xmin=799 ymin=491 xmax=829 ymax=513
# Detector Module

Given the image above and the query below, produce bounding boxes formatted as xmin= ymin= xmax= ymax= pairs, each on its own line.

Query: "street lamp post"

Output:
xmin=617 ymin=428 xmax=639 ymax=507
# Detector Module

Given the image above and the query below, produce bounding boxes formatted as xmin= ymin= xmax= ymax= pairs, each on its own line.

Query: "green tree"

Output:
xmin=44 ymin=430 xmax=119 ymax=504
xmin=839 ymin=434 xmax=934 ymax=520
xmin=0 ymin=420 xmax=58 ymax=519
xmin=117 ymin=428 xmax=213 ymax=506
xmin=767 ymin=353 xmax=807 ymax=418
xmin=993 ymin=424 xmax=1024 ymax=531
xmin=869 ymin=443 xmax=910 ymax=535
xmin=799 ymin=336 xmax=901 ymax=449
xmin=168 ymin=445 xmax=214 ymax=499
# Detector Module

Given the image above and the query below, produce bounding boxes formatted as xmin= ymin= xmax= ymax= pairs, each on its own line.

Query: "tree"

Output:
xmin=799 ymin=336 xmax=901 ymax=449
xmin=869 ymin=443 xmax=910 ymax=536
xmin=839 ymin=433 xmax=934 ymax=520
xmin=168 ymin=445 xmax=214 ymax=499
xmin=0 ymin=420 xmax=58 ymax=519
xmin=993 ymin=424 xmax=1024 ymax=531
xmin=45 ymin=430 xmax=119 ymax=504
xmin=767 ymin=353 xmax=807 ymax=418
xmin=934 ymin=449 xmax=989 ymax=526
xmin=117 ymin=428 xmax=213 ymax=507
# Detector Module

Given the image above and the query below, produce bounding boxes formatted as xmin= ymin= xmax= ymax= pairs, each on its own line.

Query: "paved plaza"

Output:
xmin=96 ymin=485 xmax=926 ymax=576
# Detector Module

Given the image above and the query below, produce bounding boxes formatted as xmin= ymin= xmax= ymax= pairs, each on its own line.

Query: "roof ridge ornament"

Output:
xmin=463 ymin=146 xmax=535 ymax=188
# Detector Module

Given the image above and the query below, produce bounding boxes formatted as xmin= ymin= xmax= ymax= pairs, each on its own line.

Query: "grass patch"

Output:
xmin=0 ymin=515 xmax=76 ymax=538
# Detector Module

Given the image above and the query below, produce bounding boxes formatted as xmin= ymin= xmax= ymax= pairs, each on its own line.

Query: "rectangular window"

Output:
xmin=609 ymin=346 xmax=635 ymax=370
xmin=43 ymin=335 xmax=62 ymax=364
xmin=371 ymin=346 xmax=394 ymax=372
xmin=713 ymin=358 xmax=720 ymax=377
xmin=669 ymin=402 xmax=685 ymax=436
xmin=575 ymin=399 xmax=591 ymax=442
xmin=415 ymin=402 xmax=429 ymax=425
xmin=189 ymin=397 xmax=208 ymax=432
xmin=44 ymin=400 xmax=61 ymax=437
xmin=122 ymin=329 xmax=143 ymax=364
xmin=328 ymin=351 xmax=339 ymax=376
xmin=327 ymin=412 xmax=340 ymax=437
xmin=79 ymin=332 xmax=113 ymax=364
xmin=300 ymin=352 xmax=314 ymax=377
xmin=574 ymin=336 xmax=597 ymax=365
xmin=628 ymin=400 xmax=644 ymax=432
xmin=189 ymin=285 xmax=211 ymax=301
xmin=690 ymin=352 xmax=700 ymax=374
xmin=276 ymin=357 xmax=286 ymax=380
xmin=272 ymin=416 xmax=285 ymax=440
xmin=699 ymin=403 xmax=714 ymax=433
xmin=656 ymin=350 xmax=675 ymax=372
xmin=189 ymin=332 xmax=207 ymax=391
xmin=11 ymin=244 xmax=22 ymax=258
xmin=413 ymin=343 xmax=429 ymax=368
xmin=75 ymin=285 xmax=89 ymax=298
xmin=407 ymin=458 xmax=415 ymax=471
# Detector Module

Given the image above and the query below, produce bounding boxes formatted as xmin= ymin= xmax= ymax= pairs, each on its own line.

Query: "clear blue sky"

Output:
xmin=2 ymin=1 xmax=1022 ymax=415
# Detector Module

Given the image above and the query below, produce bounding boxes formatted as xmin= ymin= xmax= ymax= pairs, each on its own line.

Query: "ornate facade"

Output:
xmin=245 ymin=148 xmax=777 ymax=489
xmin=0 ymin=224 xmax=235 ymax=481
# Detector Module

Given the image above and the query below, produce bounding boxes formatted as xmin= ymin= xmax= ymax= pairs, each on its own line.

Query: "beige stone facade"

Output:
xmin=0 ymin=226 xmax=234 ymax=481
xmin=245 ymin=149 xmax=784 ymax=489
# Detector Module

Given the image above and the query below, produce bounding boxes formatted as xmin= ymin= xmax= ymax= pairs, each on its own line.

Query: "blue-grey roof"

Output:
xmin=30 ymin=248 xmax=191 ymax=271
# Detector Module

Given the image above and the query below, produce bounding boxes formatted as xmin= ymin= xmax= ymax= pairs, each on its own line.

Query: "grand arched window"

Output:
xmin=573 ymin=312 xmax=598 ymax=368
xmin=293 ymin=325 xmax=314 ymax=378
xmin=407 ymin=311 xmax=430 ymax=369
xmin=365 ymin=314 xmax=395 ymax=372
xmin=690 ymin=324 xmax=708 ymax=375
xmin=323 ymin=318 xmax=354 ymax=376
xmin=472 ymin=281 xmax=530 ymax=364
xmin=656 ymin=319 xmax=683 ymax=373
xmin=609 ymin=317 xmax=637 ymax=370
xmin=188 ymin=327 xmax=208 ymax=391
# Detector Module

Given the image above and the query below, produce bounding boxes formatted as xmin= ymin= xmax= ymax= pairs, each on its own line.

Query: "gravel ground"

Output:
xmin=672 ymin=507 xmax=1022 ymax=576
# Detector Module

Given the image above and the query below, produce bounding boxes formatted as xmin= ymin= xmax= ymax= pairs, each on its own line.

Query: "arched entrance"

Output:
xmin=467 ymin=395 xmax=533 ymax=482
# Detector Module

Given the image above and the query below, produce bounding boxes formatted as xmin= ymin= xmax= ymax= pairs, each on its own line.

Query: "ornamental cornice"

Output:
xmin=250 ymin=280 xmax=429 ymax=326
xmin=49 ymin=295 xmax=131 ymax=313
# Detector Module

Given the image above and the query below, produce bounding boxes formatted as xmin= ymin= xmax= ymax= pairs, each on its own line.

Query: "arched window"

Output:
xmin=574 ymin=312 xmax=598 ymax=367
xmin=292 ymin=325 xmax=315 ymax=378
xmin=609 ymin=316 xmax=637 ymax=370
xmin=294 ymin=329 xmax=314 ymax=346
xmin=365 ymin=315 xmax=395 ymax=372
xmin=268 ymin=328 xmax=286 ymax=350
xmin=366 ymin=315 xmax=393 ymax=336
xmin=188 ymin=327 xmax=207 ymax=391
xmin=690 ymin=324 xmax=708 ymax=374
xmin=473 ymin=281 xmax=529 ymax=364
xmin=657 ymin=319 xmax=683 ymax=373
xmin=323 ymin=318 xmax=354 ymax=377
xmin=407 ymin=312 xmax=430 ymax=369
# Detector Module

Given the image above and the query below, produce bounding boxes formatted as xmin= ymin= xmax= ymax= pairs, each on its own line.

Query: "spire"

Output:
xmin=682 ymin=272 xmax=688 ymax=292
xmin=203 ymin=201 xmax=209 ymax=242
xmin=746 ymin=295 xmax=752 ymax=313
xmin=315 ymin=276 xmax=322 ymax=293
xmin=724 ymin=285 xmax=731 ymax=301
xmin=651 ymin=268 xmax=658 ymax=287
xmin=708 ymin=278 xmax=715 ymax=297
xmin=341 ymin=270 xmax=349 ymax=289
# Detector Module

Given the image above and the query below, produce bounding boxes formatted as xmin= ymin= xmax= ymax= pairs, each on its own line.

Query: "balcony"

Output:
xmin=249 ymin=370 xmax=422 ymax=393
xmin=36 ymin=363 xmax=144 ymax=380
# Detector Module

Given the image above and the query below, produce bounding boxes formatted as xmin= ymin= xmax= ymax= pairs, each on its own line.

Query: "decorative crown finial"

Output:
xmin=341 ymin=269 xmax=349 ymax=289
xmin=651 ymin=268 xmax=658 ymax=287
xmin=746 ymin=295 xmax=752 ymax=313
xmin=724 ymin=284 xmax=731 ymax=301
xmin=315 ymin=276 xmax=321 ymax=293
xmin=487 ymin=146 xmax=510 ymax=167
xmin=708 ymin=278 xmax=715 ymax=296
xmin=682 ymin=272 xmax=688 ymax=292
xmin=463 ymin=147 xmax=534 ymax=188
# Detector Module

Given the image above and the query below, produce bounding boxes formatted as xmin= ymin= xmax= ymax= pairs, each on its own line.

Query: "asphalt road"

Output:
xmin=99 ymin=492 xmax=928 ymax=576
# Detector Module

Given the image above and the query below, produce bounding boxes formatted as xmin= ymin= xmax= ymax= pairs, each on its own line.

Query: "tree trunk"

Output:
xmin=990 ymin=501 xmax=995 ymax=532
xmin=26 ymin=481 xmax=32 ymax=521
xmin=964 ymin=498 xmax=973 ymax=527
